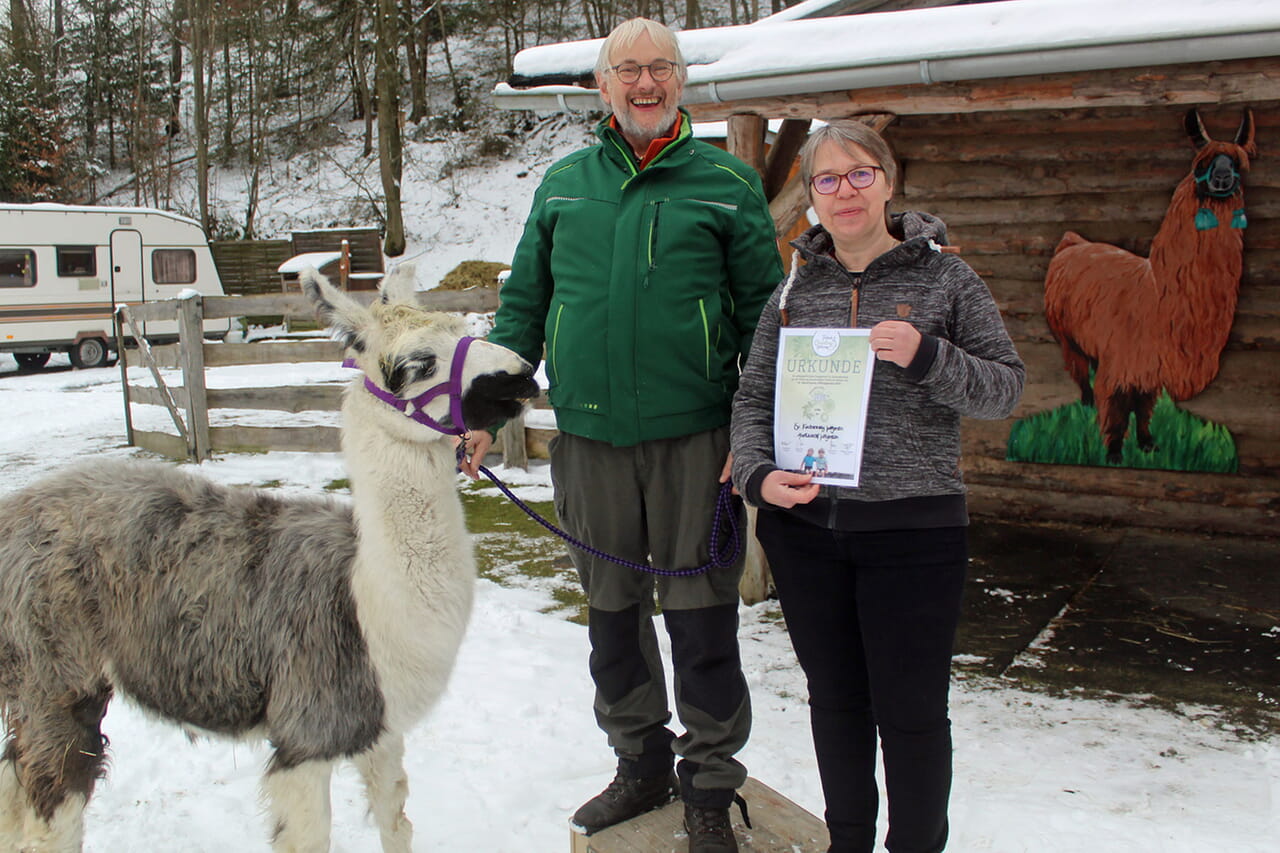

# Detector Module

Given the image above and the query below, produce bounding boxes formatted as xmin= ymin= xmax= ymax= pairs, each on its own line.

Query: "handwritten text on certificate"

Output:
xmin=773 ymin=327 xmax=876 ymax=487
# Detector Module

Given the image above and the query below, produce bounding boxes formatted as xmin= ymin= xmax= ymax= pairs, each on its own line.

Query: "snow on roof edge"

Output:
xmin=507 ymin=0 xmax=1280 ymax=82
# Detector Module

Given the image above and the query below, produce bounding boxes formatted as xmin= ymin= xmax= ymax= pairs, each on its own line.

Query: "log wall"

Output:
xmin=884 ymin=104 xmax=1280 ymax=534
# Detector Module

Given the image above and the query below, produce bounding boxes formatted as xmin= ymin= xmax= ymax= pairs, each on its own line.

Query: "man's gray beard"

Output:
xmin=616 ymin=103 xmax=679 ymax=150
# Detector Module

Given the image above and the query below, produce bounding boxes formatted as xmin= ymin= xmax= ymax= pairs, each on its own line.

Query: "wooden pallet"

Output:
xmin=570 ymin=776 xmax=829 ymax=853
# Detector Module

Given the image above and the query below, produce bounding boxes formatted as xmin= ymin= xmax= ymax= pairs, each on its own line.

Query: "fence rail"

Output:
xmin=116 ymin=289 xmax=504 ymax=460
xmin=114 ymin=288 xmax=772 ymax=604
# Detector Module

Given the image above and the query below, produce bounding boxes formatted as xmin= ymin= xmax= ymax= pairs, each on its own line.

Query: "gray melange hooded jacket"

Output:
xmin=730 ymin=212 xmax=1025 ymax=531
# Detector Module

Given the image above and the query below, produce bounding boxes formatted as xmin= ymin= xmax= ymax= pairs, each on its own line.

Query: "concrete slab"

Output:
xmin=957 ymin=519 xmax=1280 ymax=734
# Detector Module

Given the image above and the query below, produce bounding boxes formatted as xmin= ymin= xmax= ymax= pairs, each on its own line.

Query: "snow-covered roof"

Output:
xmin=277 ymin=252 xmax=343 ymax=274
xmin=492 ymin=0 xmax=1280 ymax=113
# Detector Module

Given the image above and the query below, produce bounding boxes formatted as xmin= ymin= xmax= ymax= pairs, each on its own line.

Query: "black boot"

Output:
xmin=571 ymin=770 xmax=678 ymax=835
xmin=683 ymin=795 xmax=750 ymax=853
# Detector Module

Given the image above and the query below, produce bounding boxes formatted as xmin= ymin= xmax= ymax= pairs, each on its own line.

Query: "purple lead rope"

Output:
xmin=468 ymin=450 xmax=743 ymax=578
xmin=342 ymin=352 xmax=741 ymax=576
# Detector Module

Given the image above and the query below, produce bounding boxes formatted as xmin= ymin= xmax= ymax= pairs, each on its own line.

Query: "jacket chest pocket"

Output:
xmin=642 ymin=197 xmax=737 ymax=289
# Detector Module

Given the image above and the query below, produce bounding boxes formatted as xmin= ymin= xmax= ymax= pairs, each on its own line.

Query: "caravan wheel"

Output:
xmin=70 ymin=337 xmax=110 ymax=369
xmin=14 ymin=353 xmax=50 ymax=370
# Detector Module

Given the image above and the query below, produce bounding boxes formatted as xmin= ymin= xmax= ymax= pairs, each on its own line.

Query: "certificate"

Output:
xmin=773 ymin=327 xmax=876 ymax=487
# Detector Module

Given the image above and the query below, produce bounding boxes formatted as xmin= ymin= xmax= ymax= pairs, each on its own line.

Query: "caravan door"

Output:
xmin=110 ymin=229 xmax=144 ymax=335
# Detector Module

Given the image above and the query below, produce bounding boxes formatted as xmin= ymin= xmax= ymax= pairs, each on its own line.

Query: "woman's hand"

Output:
xmin=869 ymin=320 xmax=921 ymax=368
xmin=761 ymin=469 xmax=821 ymax=508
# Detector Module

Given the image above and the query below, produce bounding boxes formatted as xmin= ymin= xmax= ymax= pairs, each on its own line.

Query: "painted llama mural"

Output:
xmin=1008 ymin=109 xmax=1257 ymax=471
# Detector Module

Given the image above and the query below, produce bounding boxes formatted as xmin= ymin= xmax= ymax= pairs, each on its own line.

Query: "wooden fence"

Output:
xmin=113 ymin=289 xmax=773 ymax=604
xmin=115 ymin=290 xmax=501 ymax=461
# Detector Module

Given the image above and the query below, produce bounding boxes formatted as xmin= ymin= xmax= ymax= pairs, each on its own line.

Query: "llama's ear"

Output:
xmin=1235 ymin=109 xmax=1257 ymax=156
xmin=1185 ymin=109 xmax=1211 ymax=150
xmin=301 ymin=267 xmax=372 ymax=354
xmin=379 ymin=263 xmax=418 ymax=307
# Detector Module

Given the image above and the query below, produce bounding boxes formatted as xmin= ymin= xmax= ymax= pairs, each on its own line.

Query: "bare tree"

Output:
xmin=188 ymin=0 xmax=211 ymax=229
xmin=375 ymin=0 xmax=405 ymax=255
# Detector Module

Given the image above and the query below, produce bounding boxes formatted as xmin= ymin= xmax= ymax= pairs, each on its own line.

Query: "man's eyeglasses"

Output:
xmin=811 ymin=167 xmax=885 ymax=195
xmin=610 ymin=60 xmax=678 ymax=84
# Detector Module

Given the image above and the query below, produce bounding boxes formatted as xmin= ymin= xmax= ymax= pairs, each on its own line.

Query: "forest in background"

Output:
xmin=0 ymin=0 xmax=789 ymax=253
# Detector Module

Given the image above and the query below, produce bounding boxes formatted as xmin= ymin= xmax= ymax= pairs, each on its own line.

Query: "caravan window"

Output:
xmin=152 ymin=249 xmax=197 ymax=284
xmin=57 ymin=246 xmax=97 ymax=277
xmin=0 ymin=250 xmax=36 ymax=288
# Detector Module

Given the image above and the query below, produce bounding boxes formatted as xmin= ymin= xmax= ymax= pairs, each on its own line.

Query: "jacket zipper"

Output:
xmin=548 ymin=303 xmax=564 ymax=383
xmin=645 ymin=200 xmax=665 ymax=286
xmin=698 ymin=297 xmax=710 ymax=379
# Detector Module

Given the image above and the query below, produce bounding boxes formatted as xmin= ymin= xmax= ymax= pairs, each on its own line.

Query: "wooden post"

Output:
xmin=498 ymin=415 xmax=529 ymax=470
xmin=738 ymin=505 xmax=772 ymax=605
xmin=570 ymin=777 xmax=827 ymax=852
xmin=726 ymin=113 xmax=767 ymax=180
xmin=340 ymin=239 xmax=351 ymax=291
xmin=177 ymin=293 xmax=212 ymax=461
xmin=115 ymin=305 xmax=135 ymax=448
xmin=761 ymin=118 xmax=812 ymax=200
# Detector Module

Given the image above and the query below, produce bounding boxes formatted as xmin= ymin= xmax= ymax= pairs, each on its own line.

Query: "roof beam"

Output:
xmin=685 ymin=57 xmax=1277 ymax=122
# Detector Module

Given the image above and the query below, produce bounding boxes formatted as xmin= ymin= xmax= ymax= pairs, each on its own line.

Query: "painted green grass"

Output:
xmin=1006 ymin=391 xmax=1238 ymax=473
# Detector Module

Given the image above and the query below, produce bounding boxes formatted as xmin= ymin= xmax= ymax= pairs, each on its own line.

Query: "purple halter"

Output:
xmin=342 ymin=336 xmax=476 ymax=436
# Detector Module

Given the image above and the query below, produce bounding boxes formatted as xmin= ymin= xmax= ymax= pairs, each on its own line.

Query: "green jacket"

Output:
xmin=491 ymin=111 xmax=783 ymax=447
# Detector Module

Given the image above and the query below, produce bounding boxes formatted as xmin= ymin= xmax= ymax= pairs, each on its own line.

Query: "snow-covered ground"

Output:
xmin=1 ymin=353 xmax=1276 ymax=852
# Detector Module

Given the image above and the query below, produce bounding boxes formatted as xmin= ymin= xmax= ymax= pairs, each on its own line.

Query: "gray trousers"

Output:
xmin=550 ymin=427 xmax=751 ymax=800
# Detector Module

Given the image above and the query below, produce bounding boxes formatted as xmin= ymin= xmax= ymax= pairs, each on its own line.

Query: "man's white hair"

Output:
xmin=594 ymin=17 xmax=687 ymax=84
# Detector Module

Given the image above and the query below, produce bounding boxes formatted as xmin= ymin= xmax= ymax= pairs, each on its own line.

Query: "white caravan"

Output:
xmin=0 ymin=203 xmax=230 ymax=369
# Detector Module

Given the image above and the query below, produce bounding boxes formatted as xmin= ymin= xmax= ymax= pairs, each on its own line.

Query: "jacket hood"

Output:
xmin=791 ymin=210 xmax=951 ymax=263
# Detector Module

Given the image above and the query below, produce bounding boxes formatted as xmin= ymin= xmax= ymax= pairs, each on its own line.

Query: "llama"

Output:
xmin=1043 ymin=108 xmax=1256 ymax=462
xmin=0 ymin=265 xmax=538 ymax=851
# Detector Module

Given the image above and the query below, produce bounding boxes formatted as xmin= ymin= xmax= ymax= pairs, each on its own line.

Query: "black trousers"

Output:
xmin=755 ymin=512 xmax=967 ymax=853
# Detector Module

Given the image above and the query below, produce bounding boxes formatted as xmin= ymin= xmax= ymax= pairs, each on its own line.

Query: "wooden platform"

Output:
xmin=570 ymin=777 xmax=829 ymax=853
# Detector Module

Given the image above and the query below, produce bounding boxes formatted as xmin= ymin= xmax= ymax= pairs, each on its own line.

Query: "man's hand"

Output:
xmin=457 ymin=430 xmax=494 ymax=480
xmin=720 ymin=452 xmax=736 ymax=493
xmin=869 ymin=320 xmax=921 ymax=368
xmin=761 ymin=469 xmax=820 ymax=508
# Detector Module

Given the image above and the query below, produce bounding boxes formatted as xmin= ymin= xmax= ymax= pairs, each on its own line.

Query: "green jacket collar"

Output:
xmin=595 ymin=108 xmax=694 ymax=175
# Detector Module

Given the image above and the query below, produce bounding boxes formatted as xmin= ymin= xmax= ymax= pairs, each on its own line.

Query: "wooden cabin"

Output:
xmin=493 ymin=0 xmax=1280 ymax=536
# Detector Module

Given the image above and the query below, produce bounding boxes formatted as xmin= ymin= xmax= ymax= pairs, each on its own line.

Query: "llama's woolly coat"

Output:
xmin=0 ymin=459 xmax=385 ymax=769
xmin=0 ymin=266 xmax=538 ymax=851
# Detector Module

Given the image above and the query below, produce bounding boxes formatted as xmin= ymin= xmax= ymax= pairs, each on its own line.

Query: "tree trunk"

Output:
xmin=685 ymin=0 xmax=700 ymax=30
xmin=222 ymin=34 xmax=235 ymax=162
xmin=404 ymin=0 xmax=427 ymax=123
xmin=191 ymin=0 xmax=211 ymax=232
xmin=349 ymin=3 xmax=374 ymax=156
xmin=376 ymin=0 xmax=406 ymax=256
xmin=437 ymin=2 xmax=464 ymax=123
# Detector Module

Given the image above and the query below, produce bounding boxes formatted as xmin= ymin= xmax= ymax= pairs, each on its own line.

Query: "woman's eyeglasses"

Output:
xmin=609 ymin=60 xmax=678 ymax=84
xmin=811 ymin=167 xmax=884 ymax=195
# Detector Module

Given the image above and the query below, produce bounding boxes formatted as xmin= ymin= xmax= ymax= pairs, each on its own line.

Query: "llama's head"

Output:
xmin=1185 ymin=109 xmax=1257 ymax=201
xmin=302 ymin=266 xmax=538 ymax=435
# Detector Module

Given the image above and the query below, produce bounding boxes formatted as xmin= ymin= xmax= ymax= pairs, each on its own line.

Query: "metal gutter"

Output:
xmin=491 ymin=30 xmax=1280 ymax=113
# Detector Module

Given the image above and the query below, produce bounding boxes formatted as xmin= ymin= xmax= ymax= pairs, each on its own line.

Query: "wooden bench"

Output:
xmin=570 ymin=777 xmax=829 ymax=853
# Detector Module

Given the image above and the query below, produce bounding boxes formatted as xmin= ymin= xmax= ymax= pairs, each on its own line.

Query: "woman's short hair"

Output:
xmin=799 ymin=120 xmax=899 ymax=194
xmin=594 ymin=18 xmax=687 ymax=84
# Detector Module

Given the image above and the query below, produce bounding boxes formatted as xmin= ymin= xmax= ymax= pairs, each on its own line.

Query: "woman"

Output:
xmin=730 ymin=121 xmax=1024 ymax=852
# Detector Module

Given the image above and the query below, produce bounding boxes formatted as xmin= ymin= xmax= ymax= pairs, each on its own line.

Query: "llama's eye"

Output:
xmin=404 ymin=353 xmax=438 ymax=381
xmin=383 ymin=352 xmax=438 ymax=397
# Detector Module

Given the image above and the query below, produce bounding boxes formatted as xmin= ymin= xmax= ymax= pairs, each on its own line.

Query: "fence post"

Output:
xmin=498 ymin=415 xmax=529 ymax=470
xmin=114 ymin=305 xmax=135 ymax=447
xmin=340 ymin=239 xmax=351 ymax=290
xmin=177 ymin=293 xmax=212 ymax=461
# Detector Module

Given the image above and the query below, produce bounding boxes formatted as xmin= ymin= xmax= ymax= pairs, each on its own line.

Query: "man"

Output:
xmin=462 ymin=17 xmax=782 ymax=853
